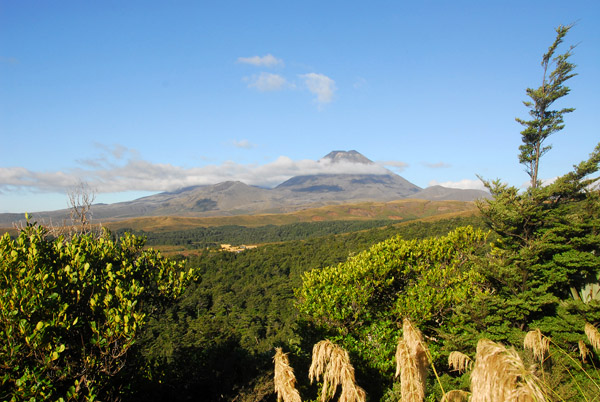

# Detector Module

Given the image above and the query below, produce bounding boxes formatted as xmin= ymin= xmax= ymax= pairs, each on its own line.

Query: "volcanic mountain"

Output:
xmin=274 ymin=150 xmax=421 ymax=200
xmin=0 ymin=150 xmax=489 ymax=224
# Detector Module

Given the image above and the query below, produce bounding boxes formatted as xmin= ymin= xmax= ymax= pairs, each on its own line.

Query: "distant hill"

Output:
xmin=0 ymin=150 xmax=489 ymax=226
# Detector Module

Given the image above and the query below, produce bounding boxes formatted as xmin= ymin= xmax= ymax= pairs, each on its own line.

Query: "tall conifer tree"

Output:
xmin=516 ymin=24 xmax=576 ymax=188
xmin=476 ymin=25 xmax=600 ymax=344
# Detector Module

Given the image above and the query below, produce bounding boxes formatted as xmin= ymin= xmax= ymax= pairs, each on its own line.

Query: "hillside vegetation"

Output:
xmin=102 ymin=199 xmax=478 ymax=232
xmin=0 ymin=199 xmax=478 ymax=240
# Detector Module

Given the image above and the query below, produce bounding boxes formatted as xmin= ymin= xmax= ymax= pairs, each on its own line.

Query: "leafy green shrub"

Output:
xmin=0 ymin=221 xmax=195 ymax=401
xmin=296 ymin=226 xmax=488 ymax=377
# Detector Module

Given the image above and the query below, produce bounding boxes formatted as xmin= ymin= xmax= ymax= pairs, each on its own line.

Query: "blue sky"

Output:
xmin=1 ymin=1 xmax=599 ymax=213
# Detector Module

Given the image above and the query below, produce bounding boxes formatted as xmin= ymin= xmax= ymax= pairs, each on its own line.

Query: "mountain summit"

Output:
xmin=320 ymin=150 xmax=374 ymax=165
xmin=276 ymin=150 xmax=421 ymax=200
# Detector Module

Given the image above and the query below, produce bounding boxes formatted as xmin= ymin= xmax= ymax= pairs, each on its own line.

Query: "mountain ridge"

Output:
xmin=0 ymin=151 xmax=489 ymax=225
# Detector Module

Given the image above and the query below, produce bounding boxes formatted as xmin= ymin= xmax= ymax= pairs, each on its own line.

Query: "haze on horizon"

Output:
xmin=1 ymin=1 xmax=599 ymax=213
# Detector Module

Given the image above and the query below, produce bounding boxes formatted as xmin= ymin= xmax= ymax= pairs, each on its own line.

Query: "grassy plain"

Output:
xmin=101 ymin=199 xmax=479 ymax=233
xmin=0 ymin=199 xmax=479 ymax=237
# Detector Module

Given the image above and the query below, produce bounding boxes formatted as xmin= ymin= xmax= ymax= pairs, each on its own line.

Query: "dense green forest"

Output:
xmin=1 ymin=25 xmax=599 ymax=402
xmin=127 ymin=216 xmax=487 ymax=401
xmin=113 ymin=219 xmax=398 ymax=248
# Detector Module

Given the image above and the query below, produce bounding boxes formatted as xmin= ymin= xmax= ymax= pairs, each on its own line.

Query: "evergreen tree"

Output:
xmin=516 ymin=24 xmax=577 ymax=188
xmin=475 ymin=24 xmax=600 ymax=345
xmin=466 ymin=25 xmax=600 ymax=398
xmin=477 ymin=147 xmax=600 ymax=328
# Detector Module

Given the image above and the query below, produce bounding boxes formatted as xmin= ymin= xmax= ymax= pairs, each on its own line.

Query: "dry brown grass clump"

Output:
xmin=523 ymin=329 xmax=550 ymax=362
xmin=309 ymin=340 xmax=366 ymax=402
xmin=395 ymin=319 xmax=429 ymax=402
xmin=585 ymin=322 xmax=600 ymax=353
xmin=470 ymin=339 xmax=546 ymax=402
xmin=273 ymin=348 xmax=302 ymax=402
xmin=440 ymin=390 xmax=470 ymax=402
xmin=448 ymin=351 xmax=473 ymax=374
xmin=578 ymin=340 xmax=591 ymax=363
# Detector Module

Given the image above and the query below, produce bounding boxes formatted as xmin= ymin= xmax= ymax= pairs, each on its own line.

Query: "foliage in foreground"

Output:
xmin=296 ymin=226 xmax=488 ymax=382
xmin=276 ymin=321 xmax=600 ymax=402
xmin=0 ymin=223 xmax=195 ymax=401
xmin=274 ymin=340 xmax=366 ymax=402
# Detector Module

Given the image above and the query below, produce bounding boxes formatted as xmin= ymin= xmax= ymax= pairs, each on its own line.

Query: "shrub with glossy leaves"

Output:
xmin=0 ymin=222 xmax=195 ymax=401
xmin=296 ymin=226 xmax=488 ymax=375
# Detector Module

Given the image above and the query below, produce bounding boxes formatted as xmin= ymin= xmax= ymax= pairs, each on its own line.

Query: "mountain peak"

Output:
xmin=321 ymin=150 xmax=373 ymax=165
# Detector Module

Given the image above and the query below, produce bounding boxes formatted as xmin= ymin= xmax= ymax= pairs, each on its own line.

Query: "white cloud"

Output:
xmin=300 ymin=73 xmax=336 ymax=105
xmin=77 ymin=143 xmax=134 ymax=168
xmin=0 ymin=167 xmax=80 ymax=192
xmin=428 ymin=179 xmax=488 ymax=191
xmin=231 ymin=139 xmax=255 ymax=149
xmin=0 ymin=149 xmax=390 ymax=195
xmin=380 ymin=160 xmax=409 ymax=172
xmin=246 ymin=72 xmax=288 ymax=92
xmin=424 ymin=162 xmax=451 ymax=169
xmin=237 ymin=54 xmax=284 ymax=67
xmin=236 ymin=58 xmax=336 ymax=107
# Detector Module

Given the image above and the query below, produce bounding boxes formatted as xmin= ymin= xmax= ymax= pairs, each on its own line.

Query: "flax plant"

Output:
xmin=274 ymin=348 xmax=302 ymax=402
xmin=440 ymin=390 xmax=470 ymax=402
xmin=524 ymin=329 xmax=550 ymax=363
xmin=470 ymin=339 xmax=546 ymax=402
xmin=578 ymin=340 xmax=591 ymax=363
xmin=395 ymin=319 xmax=429 ymax=402
xmin=585 ymin=323 xmax=600 ymax=353
xmin=448 ymin=351 xmax=473 ymax=374
xmin=309 ymin=340 xmax=366 ymax=402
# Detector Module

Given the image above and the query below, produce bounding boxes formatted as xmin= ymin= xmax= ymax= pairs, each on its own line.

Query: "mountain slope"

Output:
xmin=275 ymin=173 xmax=420 ymax=200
